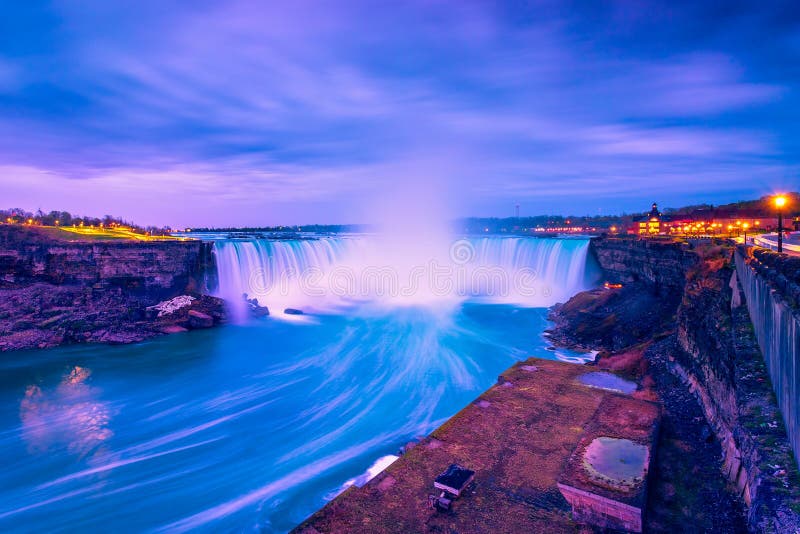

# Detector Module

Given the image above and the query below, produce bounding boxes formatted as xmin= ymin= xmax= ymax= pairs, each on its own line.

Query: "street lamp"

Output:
xmin=775 ymin=195 xmax=788 ymax=253
xmin=743 ymin=223 xmax=750 ymax=244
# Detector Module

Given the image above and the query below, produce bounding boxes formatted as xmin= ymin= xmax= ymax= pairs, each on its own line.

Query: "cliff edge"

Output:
xmin=550 ymin=236 xmax=800 ymax=532
xmin=0 ymin=225 xmax=224 ymax=351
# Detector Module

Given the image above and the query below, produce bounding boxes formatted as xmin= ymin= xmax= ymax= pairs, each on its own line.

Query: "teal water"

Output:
xmin=583 ymin=437 xmax=649 ymax=485
xmin=0 ymin=303 xmax=590 ymax=532
xmin=579 ymin=372 xmax=637 ymax=394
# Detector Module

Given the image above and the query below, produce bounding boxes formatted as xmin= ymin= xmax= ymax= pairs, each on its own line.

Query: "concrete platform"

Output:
xmin=293 ymin=358 xmax=660 ymax=534
xmin=558 ymin=395 xmax=660 ymax=532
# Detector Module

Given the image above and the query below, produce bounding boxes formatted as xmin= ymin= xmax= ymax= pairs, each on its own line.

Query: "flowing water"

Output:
xmin=0 ymin=235 xmax=598 ymax=532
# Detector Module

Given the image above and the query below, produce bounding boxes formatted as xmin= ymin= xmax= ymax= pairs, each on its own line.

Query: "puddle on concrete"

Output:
xmin=579 ymin=372 xmax=637 ymax=394
xmin=583 ymin=437 xmax=648 ymax=487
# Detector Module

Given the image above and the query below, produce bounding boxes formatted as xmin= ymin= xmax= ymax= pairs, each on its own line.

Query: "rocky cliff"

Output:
xmin=0 ymin=225 xmax=214 ymax=294
xmin=589 ymin=236 xmax=697 ymax=294
xmin=673 ymin=247 xmax=800 ymax=532
xmin=550 ymin=236 xmax=800 ymax=532
xmin=0 ymin=226 xmax=224 ymax=351
xmin=548 ymin=237 xmax=696 ymax=351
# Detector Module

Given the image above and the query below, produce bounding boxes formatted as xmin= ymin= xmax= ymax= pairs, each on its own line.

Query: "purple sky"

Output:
xmin=1 ymin=1 xmax=799 ymax=227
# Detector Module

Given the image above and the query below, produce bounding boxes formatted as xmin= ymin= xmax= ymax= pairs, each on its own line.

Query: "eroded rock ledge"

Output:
xmin=550 ymin=236 xmax=800 ymax=532
xmin=0 ymin=225 xmax=224 ymax=351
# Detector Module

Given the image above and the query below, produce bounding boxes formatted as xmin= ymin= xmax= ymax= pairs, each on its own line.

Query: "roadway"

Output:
xmin=751 ymin=231 xmax=800 ymax=256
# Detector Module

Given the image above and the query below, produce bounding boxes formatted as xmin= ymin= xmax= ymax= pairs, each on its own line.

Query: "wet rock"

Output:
xmin=187 ymin=310 xmax=213 ymax=329
xmin=160 ymin=325 xmax=189 ymax=334
xmin=284 ymin=308 xmax=304 ymax=315
xmin=242 ymin=295 xmax=269 ymax=318
xmin=251 ymin=305 xmax=270 ymax=318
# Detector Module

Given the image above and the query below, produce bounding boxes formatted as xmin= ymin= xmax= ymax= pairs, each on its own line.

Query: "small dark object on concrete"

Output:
xmin=434 ymin=464 xmax=475 ymax=498
xmin=284 ymin=308 xmax=304 ymax=315
xmin=428 ymin=493 xmax=452 ymax=511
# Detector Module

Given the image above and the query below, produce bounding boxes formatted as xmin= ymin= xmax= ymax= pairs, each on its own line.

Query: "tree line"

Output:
xmin=0 ymin=208 xmax=172 ymax=235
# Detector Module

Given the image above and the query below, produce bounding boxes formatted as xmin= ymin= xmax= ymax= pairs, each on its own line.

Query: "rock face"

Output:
xmin=0 ymin=226 xmax=223 ymax=351
xmin=549 ymin=237 xmax=698 ymax=352
xmin=548 ymin=285 xmax=676 ymax=352
xmin=0 ymin=225 xmax=214 ymax=296
xmin=243 ymin=294 xmax=270 ymax=317
xmin=589 ymin=236 xmax=698 ymax=295
xmin=187 ymin=310 xmax=214 ymax=329
xmin=556 ymin=237 xmax=800 ymax=533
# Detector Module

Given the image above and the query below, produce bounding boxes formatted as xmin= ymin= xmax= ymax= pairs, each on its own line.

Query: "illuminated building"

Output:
xmin=634 ymin=203 xmax=663 ymax=235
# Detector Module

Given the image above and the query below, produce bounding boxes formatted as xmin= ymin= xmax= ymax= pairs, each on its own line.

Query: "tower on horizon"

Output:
xmin=515 ymin=204 xmax=520 ymax=219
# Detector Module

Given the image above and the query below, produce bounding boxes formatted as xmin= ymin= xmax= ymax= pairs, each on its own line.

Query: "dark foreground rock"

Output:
xmin=548 ymin=283 xmax=677 ymax=352
xmin=644 ymin=336 xmax=747 ymax=532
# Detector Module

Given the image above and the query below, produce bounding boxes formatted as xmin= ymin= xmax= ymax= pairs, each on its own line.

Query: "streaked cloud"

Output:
xmin=0 ymin=1 xmax=797 ymax=225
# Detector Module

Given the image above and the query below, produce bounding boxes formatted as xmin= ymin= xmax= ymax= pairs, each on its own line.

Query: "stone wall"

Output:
xmin=735 ymin=246 xmax=800 ymax=469
xmin=674 ymin=256 xmax=800 ymax=532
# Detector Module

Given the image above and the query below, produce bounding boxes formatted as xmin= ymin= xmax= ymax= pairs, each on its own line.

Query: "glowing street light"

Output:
xmin=774 ymin=195 xmax=788 ymax=253
xmin=743 ymin=222 xmax=750 ymax=244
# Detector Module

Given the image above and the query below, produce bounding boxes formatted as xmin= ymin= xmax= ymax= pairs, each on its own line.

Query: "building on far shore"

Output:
xmin=629 ymin=202 xmax=782 ymax=237
xmin=633 ymin=203 xmax=664 ymax=235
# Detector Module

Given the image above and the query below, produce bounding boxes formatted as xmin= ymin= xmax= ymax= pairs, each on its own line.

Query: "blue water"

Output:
xmin=0 ymin=303 xmax=593 ymax=532
xmin=579 ymin=372 xmax=637 ymax=394
xmin=0 ymin=235 xmax=597 ymax=532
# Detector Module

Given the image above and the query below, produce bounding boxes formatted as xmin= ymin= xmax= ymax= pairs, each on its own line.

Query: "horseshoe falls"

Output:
xmin=0 ymin=235 xmax=598 ymax=533
xmin=213 ymin=236 xmax=596 ymax=316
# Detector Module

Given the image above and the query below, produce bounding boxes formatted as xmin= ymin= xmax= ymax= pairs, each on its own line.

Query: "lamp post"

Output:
xmin=742 ymin=223 xmax=750 ymax=244
xmin=775 ymin=195 xmax=787 ymax=253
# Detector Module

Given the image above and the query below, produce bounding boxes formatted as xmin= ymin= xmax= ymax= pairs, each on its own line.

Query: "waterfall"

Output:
xmin=212 ymin=236 xmax=598 ymax=315
xmin=735 ymin=252 xmax=800 ymax=466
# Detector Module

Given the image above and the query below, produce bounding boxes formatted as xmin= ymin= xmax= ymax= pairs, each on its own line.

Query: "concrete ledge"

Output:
xmin=556 ymin=395 xmax=660 ymax=532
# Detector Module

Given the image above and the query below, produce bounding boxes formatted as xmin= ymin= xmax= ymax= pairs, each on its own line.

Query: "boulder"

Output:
xmin=252 ymin=305 xmax=270 ymax=318
xmin=188 ymin=309 xmax=214 ymax=328
xmin=160 ymin=325 xmax=189 ymax=334
xmin=284 ymin=308 xmax=304 ymax=315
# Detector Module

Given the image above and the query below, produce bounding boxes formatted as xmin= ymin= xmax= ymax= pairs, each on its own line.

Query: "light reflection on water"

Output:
xmin=20 ymin=366 xmax=113 ymax=457
xmin=0 ymin=302 xmax=590 ymax=532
